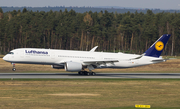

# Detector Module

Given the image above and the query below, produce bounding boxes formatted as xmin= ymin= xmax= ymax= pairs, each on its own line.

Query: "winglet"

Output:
xmin=144 ymin=34 xmax=171 ymax=57
xmin=90 ymin=46 xmax=98 ymax=52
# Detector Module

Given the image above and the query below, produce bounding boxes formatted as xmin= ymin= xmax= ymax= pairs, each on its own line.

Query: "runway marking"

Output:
xmin=135 ymin=104 xmax=151 ymax=108
xmin=47 ymin=93 xmax=100 ymax=96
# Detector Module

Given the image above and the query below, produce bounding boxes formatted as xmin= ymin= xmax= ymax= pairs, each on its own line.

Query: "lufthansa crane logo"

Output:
xmin=155 ymin=41 xmax=164 ymax=51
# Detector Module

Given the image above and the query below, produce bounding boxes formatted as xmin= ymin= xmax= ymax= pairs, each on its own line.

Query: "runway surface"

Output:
xmin=0 ymin=73 xmax=180 ymax=79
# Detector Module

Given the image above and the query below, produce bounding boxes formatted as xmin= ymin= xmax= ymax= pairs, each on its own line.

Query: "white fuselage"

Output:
xmin=3 ymin=48 xmax=163 ymax=69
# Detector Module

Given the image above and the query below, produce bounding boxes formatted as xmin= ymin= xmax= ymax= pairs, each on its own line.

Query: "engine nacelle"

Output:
xmin=65 ymin=62 xmax=82 ymax=72
xmin=51 ymin=65 xmax=64 ymax=69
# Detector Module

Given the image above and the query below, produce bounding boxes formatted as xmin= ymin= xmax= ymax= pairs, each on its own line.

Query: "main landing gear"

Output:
xmin=78 ymin=71 xmax=96 ymax=76
xmin=12 ymin=63 xmax=16 ymax=71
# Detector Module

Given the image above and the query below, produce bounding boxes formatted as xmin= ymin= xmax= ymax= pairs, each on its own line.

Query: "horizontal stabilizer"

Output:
xmin=151 ymin=59 xmax=166 ymax=63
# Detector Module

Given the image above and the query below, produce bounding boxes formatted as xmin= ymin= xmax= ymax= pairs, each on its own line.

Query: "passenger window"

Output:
xmin=8 ymin=52 xmax=14 ymax=54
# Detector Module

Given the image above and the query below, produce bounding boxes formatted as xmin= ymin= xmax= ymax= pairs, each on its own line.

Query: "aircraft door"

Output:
xmin=20 ymin=50 xmax=24 ymax=58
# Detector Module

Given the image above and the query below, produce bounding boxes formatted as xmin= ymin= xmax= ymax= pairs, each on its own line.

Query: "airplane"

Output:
xmin=3 ymin=34 xmax=171 ymax=76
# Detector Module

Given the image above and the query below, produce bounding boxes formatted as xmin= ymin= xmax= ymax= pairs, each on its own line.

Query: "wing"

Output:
xmin=83 ymin=59 xmax=119 ymax=67
xmin=83 ymin=59 xmax=119 ymax=70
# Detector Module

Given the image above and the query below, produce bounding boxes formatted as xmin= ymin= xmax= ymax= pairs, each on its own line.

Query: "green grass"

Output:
xmin=107 ymin=107 xmax=180 ymax=109
xmin=0 ymin=79 xmax=180 ymax=108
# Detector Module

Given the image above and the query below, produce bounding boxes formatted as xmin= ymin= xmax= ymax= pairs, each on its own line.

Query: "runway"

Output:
xmin=0 ymin=73 xmax=180 ymax=79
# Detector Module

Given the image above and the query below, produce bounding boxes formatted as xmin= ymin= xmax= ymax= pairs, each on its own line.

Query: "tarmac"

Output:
xmin=0 ymin=73 xmax=180 ymax=79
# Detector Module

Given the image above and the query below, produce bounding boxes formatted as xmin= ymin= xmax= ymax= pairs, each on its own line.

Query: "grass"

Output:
xmin=1 ymin=58 xmax=180 ymax=73
xmin=0 ymin=79 xmax=180 ymax=109
xmin=107 ymin=107 xmax=180 ymax=109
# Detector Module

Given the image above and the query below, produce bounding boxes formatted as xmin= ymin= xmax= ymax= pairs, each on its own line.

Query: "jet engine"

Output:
xmin=51 ymin=65 xmax=64 ymax=69
xmin=65 ymin=62 xmax=82 ymax=72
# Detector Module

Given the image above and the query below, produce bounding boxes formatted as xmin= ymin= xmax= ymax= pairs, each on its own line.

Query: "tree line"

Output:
xmin=0 ymin=7 xmax=180 ymax=55
xmin=2 ymin=6 xmax=180 ymax=14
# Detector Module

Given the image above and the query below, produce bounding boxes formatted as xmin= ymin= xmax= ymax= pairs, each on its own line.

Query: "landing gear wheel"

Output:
xmin=83 ymin=71 xmax=87 ymax=75
xmin=91 ymin=72 xmax=96 ymax=76
xmin=78 ymin=71 xmax=95 ymax=76
xmin=82 ymin=71 xmax=85 ymax=75
xmin=78 ymin=71 xmax=81 ymax=75
xmin=78 ymin=71 xmax=84 ymax=75
xmin=12 ymin=68 xmax=16 ymax=71
xmin=86 ymin=72 xmax=90 ymax=76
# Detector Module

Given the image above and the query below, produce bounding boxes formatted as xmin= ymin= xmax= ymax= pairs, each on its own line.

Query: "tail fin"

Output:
xmin=144 ymin=34 xmax=171 ymax=57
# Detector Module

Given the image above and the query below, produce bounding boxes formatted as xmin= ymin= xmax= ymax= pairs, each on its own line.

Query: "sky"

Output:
xmin=1 ymin=0 xmax=180 ymax=10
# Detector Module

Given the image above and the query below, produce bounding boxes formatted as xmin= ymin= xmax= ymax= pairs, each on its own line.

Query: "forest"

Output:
xmin=2 ymin=6 xmax=180 ymax=14
xmin=0 ymin=7 xmax=180 ymax=56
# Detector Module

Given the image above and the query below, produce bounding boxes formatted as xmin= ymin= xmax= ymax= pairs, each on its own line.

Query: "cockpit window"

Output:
xmin=8 ymin=52 xmax=14 ymax=54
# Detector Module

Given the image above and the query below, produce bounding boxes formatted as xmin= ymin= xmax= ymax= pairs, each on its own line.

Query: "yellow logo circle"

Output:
xmin=155 ymin=41 xmax=164 ymax=51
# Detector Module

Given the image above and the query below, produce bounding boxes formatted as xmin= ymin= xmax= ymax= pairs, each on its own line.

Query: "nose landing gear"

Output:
xmin=12 ymin=63 xmax=16 ymax=71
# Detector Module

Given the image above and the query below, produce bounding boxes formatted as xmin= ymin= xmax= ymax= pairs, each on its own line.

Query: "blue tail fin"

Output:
xmin=144 ymin=34 xmax=171 ymax=57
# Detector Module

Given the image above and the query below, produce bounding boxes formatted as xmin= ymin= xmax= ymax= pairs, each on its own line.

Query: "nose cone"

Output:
xmin=3 ymin=55 xmax=8 ymax=61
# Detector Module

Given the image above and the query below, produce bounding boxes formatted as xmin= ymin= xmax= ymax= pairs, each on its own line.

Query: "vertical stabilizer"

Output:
xmin=144 ymin=34 xmax=171 ymax=57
